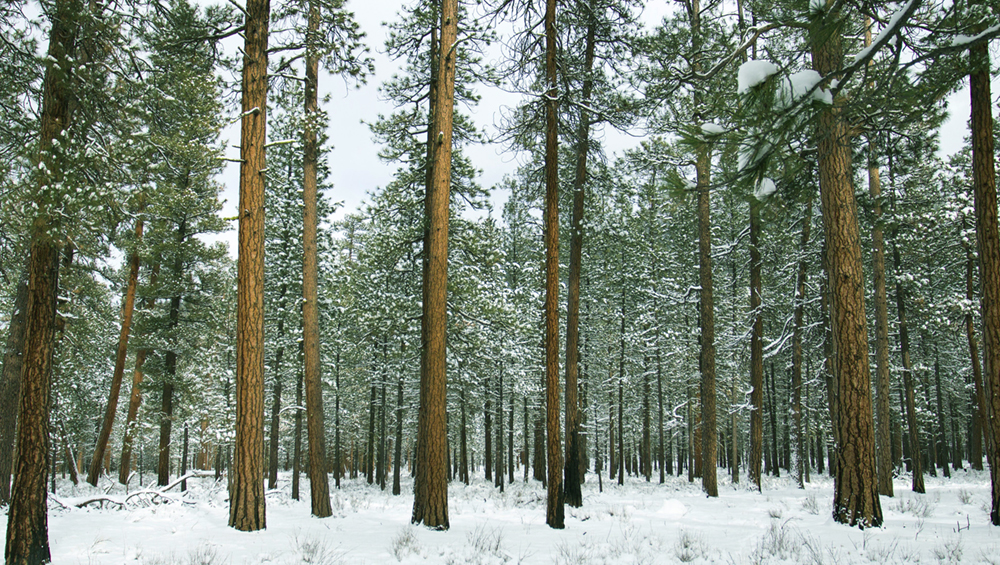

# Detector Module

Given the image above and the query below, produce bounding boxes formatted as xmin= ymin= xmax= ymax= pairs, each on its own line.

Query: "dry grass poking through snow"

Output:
xmin=6 ymin=466 xmax=997 ymax=564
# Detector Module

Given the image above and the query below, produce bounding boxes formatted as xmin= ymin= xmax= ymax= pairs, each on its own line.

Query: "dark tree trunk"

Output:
xmin=749 ymin=202 xmax=764 ymax=490
xmin=0 ymin=266 xmax=28 ymax=503
xmin=394 ymin=373 xmax=404 ymax=495
xmin=292 ymin=361 xmax=302 ymax=500
xmin=894 ymin=239 xmax=924 ymax=493
xmin=791 ymin=200 xmax=812 ymax=489
xmin=969 ymin=41 xmax=1000 ymax=525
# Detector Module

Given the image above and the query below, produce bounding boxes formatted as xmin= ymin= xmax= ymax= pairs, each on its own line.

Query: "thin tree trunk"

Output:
xmin=485 ymin=378 xmax=493 ymax=481
xmin=933 ymin=352 xmax=950 ymax=477
xmin=230 ymin=0 xmax=269 ymax=531
xmin=767 ymin=363 xmax=779 ymax=478
xmin=157 ymin=381 xmax=174 ymax=487
xmin=657 ymin=342 xmax=665 ymax=484
xmin=969 ymin=40 xmax=1000 ymax=525
xmin=181 ymin=424 xmax=189 ymax=492
xmin=394 ymin=373 xmax=404 ymax=495
xmin=965 ymin=221 xmax=987 ymax=470
xmin=749 ymin=201 xmax=764 ymax=490
xmin=791 ymin=199 xmax=812 ymax=489
xmin=563 ymin=0 xmax=596 ymax=510
xmin=496 ymin=365 xmax=504 ymax=491
xmin=292 ymin=361 xmax=303 ymax=500
xmin=0 ymin=266 xmax=29 ymax=503
xmin=335 ymin=349 xmax=342 ymax=488
xmin=412 ymin=0 xmax=456 ymax=529
xmin=88 ymin=217 xmax=143 ymax=487
xmin=267 ymin=283 xmax=287 ymax=491
xmin=894 ymin=238 xmax=924 ymax=493
xmin=367 ymin=380 xmax=377 ymax=484
xmin=460 ymin=384 xmax=469 ymax=485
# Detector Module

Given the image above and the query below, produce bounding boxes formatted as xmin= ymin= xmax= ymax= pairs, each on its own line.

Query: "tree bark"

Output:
xmin=394 ymin=373 xmax=404 ymax=495
xmin=485 ymin=379 xmax=492 ymax=481
xmin=302 ymin=0 xmax=332 ymax=516
xmin=811 ymin=8 xmax=881 ymax=527
xmin=894 ymin=238 xmax=924 ymax=493
xmin=969 ymin=41 xmax=1000 ymax=525
xmin=292 ymin=363 xmax=303 ymax=500
xmin=0 ymin=266 xmax=28 ymax=503
xmin=965 ymin=223 xmax=987 ymax=471
xmin=230 ymin=0 xmax=269 ymax=531
xmin=791 ymin=199 xmax=812 ymax=490
xmin=411 ymin=0 xmax=456 ymax=529
xmin=542 ymin=0 xmax=564 ymax=529
xmin=749 ymin=201 xmax=764 ymax=490
xmin=563 ymin=0 xmax=596 ymax=510
xmin=119 ymin=263 xmax=159 ymax=485
xmin=88 ymin=218 xmax=143 ymax=487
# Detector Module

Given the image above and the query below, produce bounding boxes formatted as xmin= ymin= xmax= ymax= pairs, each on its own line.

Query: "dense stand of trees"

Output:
xmin=0 ymin=0 xmax=998 ymax=557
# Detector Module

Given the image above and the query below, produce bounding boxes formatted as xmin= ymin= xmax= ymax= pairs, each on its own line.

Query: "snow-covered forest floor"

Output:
xmin=8 ymin=468 xmax=1000 ymax=564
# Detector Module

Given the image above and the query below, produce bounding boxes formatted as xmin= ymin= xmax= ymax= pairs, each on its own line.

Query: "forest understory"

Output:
xmin=13 ymin=467 xmax=999 ymax=564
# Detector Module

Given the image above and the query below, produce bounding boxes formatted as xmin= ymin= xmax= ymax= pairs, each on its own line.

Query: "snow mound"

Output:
xmin=738 ymin=60 xmax=779 ymax=93
xmin=659 ymin=498 xmax=688 ymax=518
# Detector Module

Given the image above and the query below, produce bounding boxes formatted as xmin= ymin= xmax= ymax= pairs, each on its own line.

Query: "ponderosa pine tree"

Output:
xmin=230 ymin=0 xmax=269 ymax=532
xmin=412 ymin=0 xmax=458 ymax=530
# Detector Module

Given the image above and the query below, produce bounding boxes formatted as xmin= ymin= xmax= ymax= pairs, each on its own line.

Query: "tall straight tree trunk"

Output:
xmin=378 ymin=362 xmax=387 ymax=490
xmin=302 ymin=0 xmax=332 ymax=516
xmin=88 ymin=217 xmax=143 ymax=487
xmin=893 ymin=238 xmax=924 ymax=493
xmin=563 ymin=0 xmax=596 ymax=510
xmin=657 ymin=343 xmax=665 ymax=484
xmin=965 ymin=221 xmax=987 ymax=471
xmin=791 ymin=199 xmax=812 ymax=489
xmin=367 ymin=380 xmax=377 ymax=484
xmin=969 ymin=41 xmax=1000 ymax=525
xmin=749 ymin=201 xmax=764 ymax=490
xmin=267 ymin=284 xmax=287 ymax=491
xmin=864 ymin=21 xmax=895 ymax=500
xmin=412 ymin=0 xmax=456 ymax=529
xmin=292 ymin=362 xmax=303 ymax=500
xmin=933 ymin=352 xmax=950 ymax=477
xmin=496 ymin=366 xmax=504 ymax=491
xmin=394 ymin=373 xmax=404 ymax=495
xmin=460 ymin=385 xmax=469 ymax=485
xmin=542 ymin=0 xmax=564 ymax=530
xmin=335 ymin=350 xmax=342 ymax=488
xmin=767 ymin=363 xmax=779 ymax=478
xmin=230 ymin=0 xmax=269 ymax=531
xmin=617 ymin=309 xmax=626 ymax=486
xmin=811 ymin=7 xmax=882 ymax=527
xmin=485 ymin=380 xmax=493 ymax=481
xmin=157 ymin=380 xmax=174 ymax=486
xmin=0 ymin=266 xmax=28 ymax=503
xmin=691 ymin=0 xmax=717 ymax=498
xmin=508 ymin=386 xmax=515 ymax=485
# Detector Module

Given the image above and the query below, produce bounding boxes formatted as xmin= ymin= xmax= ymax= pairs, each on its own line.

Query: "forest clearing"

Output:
xmin=23 ymin=470 xmax=1000 ymax=564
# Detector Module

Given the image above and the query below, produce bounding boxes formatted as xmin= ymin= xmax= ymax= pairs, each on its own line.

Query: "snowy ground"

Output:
xmin=5 ymin=467 xmax=999 ymax=564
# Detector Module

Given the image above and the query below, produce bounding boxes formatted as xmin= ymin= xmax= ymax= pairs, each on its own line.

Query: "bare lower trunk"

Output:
xmin=0 ymin=266 xmax=28 ymax=503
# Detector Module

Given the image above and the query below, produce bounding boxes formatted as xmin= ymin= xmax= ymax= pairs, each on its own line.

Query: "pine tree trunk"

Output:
xmin=367 ymin=381 xmax=376 ymax=484
xmin=302 ymin=0 xmax=331 ymax=516
xmin=0 ymin=266 xmax=28 ymax=504
xmin=657 ymin=344 xmax=665 ymax=484
xmin=969 ymin=41 xmax=1000 ymax=525
xmin=335 ymin=350 xmax=342 ymax=488
xmin=6 ymin=243 xmax=59 ymax=564
xmin=292 ymin=363 xmax=302 ymax=500
xmin=523 ymin=397 xmax=529 ymax=483
xmin=894 ymin=238 xmax=924 ymax=492
xmin=485 ymin=381 xmax=493 ymax=481
xmin=509 ymin=386 xmax=515 ymax=485
xmin=378 ymin=367 xmax=387 ymax=490
xmin=88 ymin=218 xmax=143 ymax=487
xmin=749 ymin=202 xmax=764 ymax=490
xmin=460 ymin=385 xmax=469 ymax=485
xmin=563 ymin=1 xmax=596 ymax=510
xmin=965 ymin=228 xmax=987 ymax=470
xmin=767 ymin=363 xmax=779 ymax=478
xmin=411 ymin=0 xmax=455 ymax=529
xmin=267 ymin=283 xmax=287 ymax=491
xmin=811 ymin=9 xmax=882 ymax=526
xmin=791 ymin=199 xmax=812 ymax=490
xmin=394 ymin=373 xmax=404 ymax=495
xmin=642 ymin=355 xmax=651 ymax=481
xmin=267 ymin=369 xmax=281 ymax=490
xmin=157 ymin=381 xmax=174 ymax=487
xmin=181 ymin=425 xmax=189 ymax=492
xmin=230 ymin=0 xmax=269 ymax=530
xmin=119 ymin=263 xmax=159 ymax=485
xmin=542 ymin=0 xmax=564 ymax=529
xmin=496 ymin=366 xmax=504 ymax=491
xmin=933 ymin=353 xmax=950 ymax=477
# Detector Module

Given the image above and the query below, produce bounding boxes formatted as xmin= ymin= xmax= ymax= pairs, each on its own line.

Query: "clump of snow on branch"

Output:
xmin=737 ymin=60 xmax=779 ymax=93
xmin=779 ymin=70 xmax=833 ymax=108
xmin=701 ymin=123 xmax=726 ymax=135
xmin=755 ymin=177 xmax=777 ymax=200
